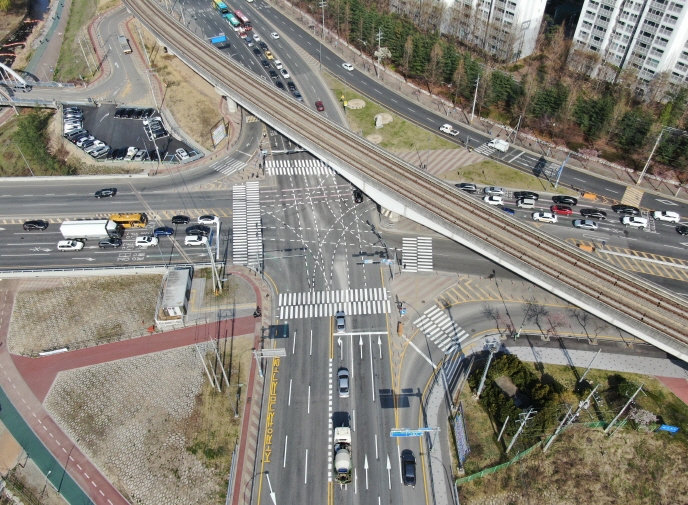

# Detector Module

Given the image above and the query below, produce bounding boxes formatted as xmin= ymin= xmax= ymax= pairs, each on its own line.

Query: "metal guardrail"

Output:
xmin=0 ymin=262 xmax=212 ymax=276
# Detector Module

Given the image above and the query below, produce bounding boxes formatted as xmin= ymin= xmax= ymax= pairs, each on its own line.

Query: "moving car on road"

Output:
xmin=550 ymin=205 xmax=573 ymax=216
xmin=580 ymin=208 xmax=607 ymax=220
xmin=513 ymin=191 xmax=539 ymax=200
xmin=532 ymin=212 xmax=557 ymax=223
xmin=23 ymin=220 xmax=49 ymax=231
xmin=483 ymin=195 xmax=503 ymax=205
xmin=342 ymin=62 xmax=354 ymax=71
xmin=677 ymin=225 xmax=688 ymax=236
xmin=172 ymin=215 xmax=190 ymax=225
xmin=573 ymin=219 xmax=598 ymax=230
xmin=270 ymin=32 xmax=280 ymax=39
xmin=153 ymin=226 xmax=174 ymax=237
xmin=184 ymin=235 xmax=208 ymax=246
xmin=198 ymin=215 xmax=220 ymax=224
xmin=315 ymin=101 xmax=325 ymax=112
xmin=336 ymin=311 xmax=346 ymax=333
xmin=552 ymin=195 xmax=578 ymax=206
xmin=484 ymin=186 xmax=504 ymax=195
xmin=185 ymin=225 xmax=211 ymax=236
xmin=622 ymin=216 xmax=648 ymax=228
xmin=98 ymin=238 xmax=123 ymax=249
xmin=135 ymin=236 xmax=159 ymax=248
xmin=455 ymin=183 xmax=477 ymax=193
xmin=401 ymin=450 xmax=416 ymax=487
xmin=612 ymin=204 xmax=640 ymax=215
xmin=652 ymin=210 xmax=680 ymax=223
xmin=95 ymin=188 xmax=117 ymax=198
xmin=57 ymin=240 xmax=84 ymax=252
xmin=337 ymin=368 xmax=350 ymax=397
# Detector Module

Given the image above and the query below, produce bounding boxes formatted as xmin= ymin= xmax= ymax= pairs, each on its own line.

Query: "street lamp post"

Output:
xmin=637 ymin=126 xmax=687 ymax=185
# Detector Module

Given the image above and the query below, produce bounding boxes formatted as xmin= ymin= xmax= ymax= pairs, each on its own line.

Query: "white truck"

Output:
xmin=439 ymin=124 xmax=459 ymax=136
xmin=488 ymin=139 xmax=509 ymax=152
xmin=60 ymin=220 xmax=124 ymax=240
xmin=333 ymin=427 xmax=352 ymax=484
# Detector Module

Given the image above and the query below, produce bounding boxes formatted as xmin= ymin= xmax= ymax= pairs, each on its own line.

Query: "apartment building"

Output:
xmin=390 ymin=0 xmax=547 ymax=61
xmin=572 ymin=0 xmax=688 ymax=88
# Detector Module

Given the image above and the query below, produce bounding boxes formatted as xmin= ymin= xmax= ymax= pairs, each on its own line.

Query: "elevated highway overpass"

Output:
xmin=124 ymin=0 xmax=688 ymax=362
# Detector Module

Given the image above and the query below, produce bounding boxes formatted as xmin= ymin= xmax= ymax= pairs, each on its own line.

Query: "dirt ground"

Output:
xmin=0 ymin=0 xmax=29 ymax=43
xmin=44 ymin=336 xmax=254 ymax=505
xmin=8 ymin=275 xmax=162 ymax=355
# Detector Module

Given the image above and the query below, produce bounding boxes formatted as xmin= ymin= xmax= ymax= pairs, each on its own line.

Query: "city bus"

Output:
xmin=234 ymin=10 xmax=252 ymax=30
xmin=109 ymin=213 xmax=149 ymax=228
xmin=213 ymin=0 xmax=230 ymax=14
xmin=225 ymin=12 xmax=241 ymax=31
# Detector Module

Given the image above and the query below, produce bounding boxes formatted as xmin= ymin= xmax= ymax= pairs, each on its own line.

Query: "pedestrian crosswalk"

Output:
xmin=210 ymin=158 xmax=246 ymax=176
xmin=232 ymin=182 xmax=262 ymax=267
xmin=278 ymin=288 xmax=391 ymax=320
xmin=265 ymin=158 xmax=336 ymax=176
xmin=474 ymin=144 xmax=495 ymax=156
xmin=413 ymin=305 xmax=469 ymax=354
xmin=402 ymin=237 xmax=433 ymax=272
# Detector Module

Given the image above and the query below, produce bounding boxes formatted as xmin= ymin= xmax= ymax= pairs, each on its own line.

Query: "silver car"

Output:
xmin=573 ymin=219 xmax=598 ymax=230
xmin=335 ymin=311 xmax=345 ymax=333
xmin=337 ymin=368 xmax=350 ymax=398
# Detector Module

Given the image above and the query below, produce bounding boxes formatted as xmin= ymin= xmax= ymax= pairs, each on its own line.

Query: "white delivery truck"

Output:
xmin=60 ymin=219 xmax=124 ymax=240
xmin=488 ymin=139 xmax=509 ymax=152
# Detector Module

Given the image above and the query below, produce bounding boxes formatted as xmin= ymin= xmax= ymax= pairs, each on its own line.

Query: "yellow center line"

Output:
xmin=256 ymin=340 xmax=278 ymax=505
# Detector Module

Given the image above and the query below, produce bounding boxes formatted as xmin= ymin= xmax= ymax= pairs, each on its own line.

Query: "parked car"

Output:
xmin=550 ymin=205 xmax=573 ymax=216
xmin=185 ymin=224 xmax=211 ymax=236
xmin=280 ymin=68 xmax=290 ymax=79
xmin=484 ymin=186 xmax=504 ymax=195
xmin=124 ymin=147 xmax=138 ymax=160
xmin=57 ymin=240 xmax=84 ymax=251
xmin=455 ymin=183 xmax=477 ymax=193
xmin=176 ymin=148 xmax=189 ymax=161
xmin=336 ymin=311 xmax=346 ymax=333
xmin=652 ymin=210 xmax=680 ymax=223
xmin=198 ymin=215 xmax=219 ymax=224
xmin=153 ymin=226 xmax=174 ymax=237
xmin=483 ymin=195 xmax=503 ymax=205
xmin=141 ymin=108 xmax=155 ymax=119
xmin=612 ymin=204 xmax=640 ymax=215
xmin=274 ymin=60 xmax=283 ymax=69
xmin=552 ymin=195 xmax=578 ymax=206
xmin=573 ymin=219 xmax=598 ymax=230
xmin=338 ymin=368 xmax=350 ymax=397
xmin=513 ymin=191 xmax=539 ymax=201
xmin=580 ymin=208 xmax=607 ymax=220
xmin=98 ymin=238 xmax=123 ymax=249
xmin=135 ymin=236 xmax=159 ymax=248
xmin=259 ymin=41 xmax=268 ymax=50
xmin=172 ymin=215 xmax=190 ymax=225
xmin=532 ymin=212 xmax=557 ymax=223
xmin=76 ymin=136 xmax=95 ymax=147
xmin=114 ymin=109 xmax=125 ymax=118
xmin=261 ymin=59 xmax=270 ymax=68
xmin=95 ymin=188 xmax=117 ymax=198
xmin=269 ymin=70 xmax=278 ymax=79
xmin=622 ymin=216 xmax=648 ymax=228
xmin=252 ymin=48 xmax=262 ymax=56
xmin=275 ymin=80 xmax=285 ymax=90
xmin=287 ymin=81 xmax=296 ymax=91
xmin=89 ymin=146 xmax=110 ymax=158
xmin=265 ymin=50 xmax=274 ymax=59
xmin=184 ymin=235 xmax=208 ymax=246
xmin=401 ymin=450 xmax=416 ymax=487
xmin=23 ymin=220 xmax=49 ymax=231
xmin=315 ymin=101 xmax=325 ymax=112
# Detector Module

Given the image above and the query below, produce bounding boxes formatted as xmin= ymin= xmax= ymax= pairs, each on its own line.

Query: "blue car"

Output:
xmin=502 ymin=207 xmax=515 ymax=216
xmin=153 ymin=226 xmax=174 ymax=237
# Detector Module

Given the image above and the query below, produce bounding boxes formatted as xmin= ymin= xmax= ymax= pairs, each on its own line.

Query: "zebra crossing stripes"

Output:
xmin=403 ymin=237 xmax=433 ymax=272
xmin=265 ymin=159 xmax=335 ymax=176
xmin=474 ymin=144 xmax=495 ymax=156
xmin=277 ymin=287 xmax=391 ymax=320
xmin=232 ymin=182 xmax=262 ymax=267
xmin=413 ymin=305 xmax=468 ymax=354
xmin=210 ymin=158 xmax=246 ymax=176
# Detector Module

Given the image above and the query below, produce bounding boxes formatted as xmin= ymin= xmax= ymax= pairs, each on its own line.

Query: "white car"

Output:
xmin=622 ymin=216 xmax=648 ymax=228
xmin=57 ymin=240 xmax=84 ymax=252
xmin=198 ymin=214 xmax=220 ymax=224
xmin=185 ymin=235 xmax=208 ymax=246
xmin=176 ymin=148 xmax=189 ymax=161
xmin=280 ymin=68 xmax=290 ymax=79
xmin=76 ymin=136 xmax=95 ymax=147
xmin=439 ymin=124 xmax=459 ymax=136
xmin=135 ymin=236 xmax=159 ymax=248
xmin=573 ymin=219 xmax=598 ymax=230
xmin=652 ymin=210 xmax=680 ymax=223
xmin=274 ymin=60 xmax=283 ymax=70
xmin=252 ymin=33 xmax=260 ymax=40
xmin=342 ymin=62 xmax=354 ymax=71
xmin=483 ymin=195 xmax=503 ymax=205
xmin=270 ymin=32 xmax=280 ymax=39
xmin=124 ymin=147 xmax=138 ymax=160
xmin=484 ymin=186 xmax=504 ymax=195
xmin=532 ymin=212 xmax=558 ymax=223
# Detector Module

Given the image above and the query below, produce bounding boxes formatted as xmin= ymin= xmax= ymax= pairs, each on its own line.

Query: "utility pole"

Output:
xmin=506 ymin=408 xmax=536 ymax=453
xmin=510 ymin=115 xmax=522 ymax=143
xmin=637 ymin=129 xmax=664 ymax=186
xmin=543 ymin=406 xmax=573 ymax=452
xmin=375 ymin=28 xmax=383 ymax=79
xmin=497 ymin=416 xmax=509 ymax=441
xmin=470 ymin=76 xmax=480 ymax=123
xmin=14 ymin=141 xmax=34 ymax=176
xmin=474 ymin=342 xmax=498 ymax=399
xmin=579 ymin=349 xmax=601 ymax=383
xmin=553 ymin=153 xmax=570 ymax=189
xmin=605 ymin=383 xmax=644 ymax=434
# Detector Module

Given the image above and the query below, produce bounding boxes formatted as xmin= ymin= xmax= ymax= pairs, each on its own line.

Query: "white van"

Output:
xmin=517 ymin=198 xmax=535 ymax=209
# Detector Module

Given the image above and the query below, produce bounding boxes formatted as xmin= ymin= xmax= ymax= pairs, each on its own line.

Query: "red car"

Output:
xmin=550 ymin=205 xmax=573 ymax=216
xmin=315 ymin=101 xmax=324 ymax=112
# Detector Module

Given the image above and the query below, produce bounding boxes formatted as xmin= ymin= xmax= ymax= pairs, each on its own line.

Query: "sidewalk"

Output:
xmin=270 ymin=0 xmax=688 ymax=204
xmin=24 ymin=0 xmax=71 ymax=79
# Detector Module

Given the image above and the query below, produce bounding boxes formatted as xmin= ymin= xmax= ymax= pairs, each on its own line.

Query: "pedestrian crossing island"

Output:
xmin=278 ymin=288 xmax=391 ymax=320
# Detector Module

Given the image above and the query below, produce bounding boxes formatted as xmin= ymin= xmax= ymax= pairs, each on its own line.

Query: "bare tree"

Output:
xmin=452 ymin=57 xmax=465 ymax=106
xmin=523 ymin=299 xmax=549 ymax=332
xmin=401 ymin=35 xmax=413 ymax=81
xmin=628 ymin=407 xmax=658 ymax=430
xmin=545 ymin=312 xmax=570 ymax=338
xmin=425 ymin=41 xmax=443 ymax=93
xmin=604 ymin=95 xmax=631 ymax=143
xmin=517 ymin=72 xmax=538 ymax=121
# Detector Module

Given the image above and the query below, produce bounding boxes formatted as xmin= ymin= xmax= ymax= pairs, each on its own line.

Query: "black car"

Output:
xmin=185 ymin=224 xmax=211 ymax=236
xmin=353 ymin=189 xmax=363 ymax=203
xmin=253 ymin=48 xmax=262 ymax=56
xmin=121 ymin=109 xmax=134 ymax=118
xmin=172 ymin=215 xmax=190 ymax=225
xmin=401 ymin=450 xmax=416 ymax=487
xmin=293 ymin=91 xmax=303 ymax=101
xmin=269 ymin=70 xmax=278 ymax=79
xmin=287 ymin=81 xmax=296 ymax=91
xmin=552 ymin=195 xmax=578 ymax=206
xmin=677 ymin=225 xmax=688 ymax=236
xmin=95 ymin=188 xmax=117 ymax=198
xmin=114 ymin=109 xmax=125 ymax=118
xmin=259 ymin=41 xmax=268 ymax=50
xmin=141 ymin=108 xmax=155 ymax=119
xmin=115 ymin=149 xmax=127 ymax=161
xmin=23 ymin=220 xmax=49 ymax=231
xmin=106 ymin=148 xmax=118 ymax=160
xmin=132 ymin=109 xmax=143 ymax=119
xmin=455 ymin=183 xmax=477 ymax=193
xmin=580 ymin=208 xmax=608 ymax=220
xmin=514 ymin=191 xmax=539 ymax=200
xmin=611 ymin=204 xmax=640 ymax=215
xmin=275 ymin=80 xmax=285 ymax=90
xmin=261 ymin=59 xmax=270 ymax=68
xmin=98 ymin=238 xmax=123 ymax=249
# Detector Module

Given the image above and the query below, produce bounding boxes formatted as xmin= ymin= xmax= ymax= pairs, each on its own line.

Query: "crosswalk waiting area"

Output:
xmin=232 ymin=182 xmax=262 ymax=267
xmin=402 ymin=237 xmax=433 ymax=272
xmin=265 ymin=158 xmax=336 ymax=176
xmin=414 ymin=305 xmax=469 ymax=354
xmin=278 ymin=288 xmax=391 ymax=320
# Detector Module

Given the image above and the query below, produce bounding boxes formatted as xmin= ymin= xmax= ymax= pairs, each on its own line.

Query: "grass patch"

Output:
xmin=322 ymin=72 xmax=458 ymax=151
xmin=0 ymin=0 xmax=29 ymax=42
xmin=459 ymin=388 xmax=505 ymax=475
xmin=53 ymin=0 xmax=102 ymax=83
xmin=438 ymin=159 xmax=576 ymax=194
xmin=0 ymin=115 xmax=31 ymax=176
xmin=184 ymin=336 xmax=254 ymax=488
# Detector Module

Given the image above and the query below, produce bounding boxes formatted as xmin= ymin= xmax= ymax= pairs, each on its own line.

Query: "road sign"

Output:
xmin=390 ymin=428 xmax=434 ymax=437
xmin=657 ymin=424 xmax=679 ymax=434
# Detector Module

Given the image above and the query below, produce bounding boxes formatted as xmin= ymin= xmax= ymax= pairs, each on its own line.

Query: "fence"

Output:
xmin=1 ymin=470 xmax=42 ymax=505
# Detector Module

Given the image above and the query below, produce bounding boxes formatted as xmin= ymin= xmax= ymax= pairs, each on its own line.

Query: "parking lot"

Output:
xmin=65 ymin=104 xmax=198 ymax=163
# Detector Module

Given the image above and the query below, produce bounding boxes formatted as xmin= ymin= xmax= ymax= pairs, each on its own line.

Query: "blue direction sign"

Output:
xmin=390 ymin=428 xmax=434 ymax=437
xmin=657 ymin=424 xmax=679 ymax=434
